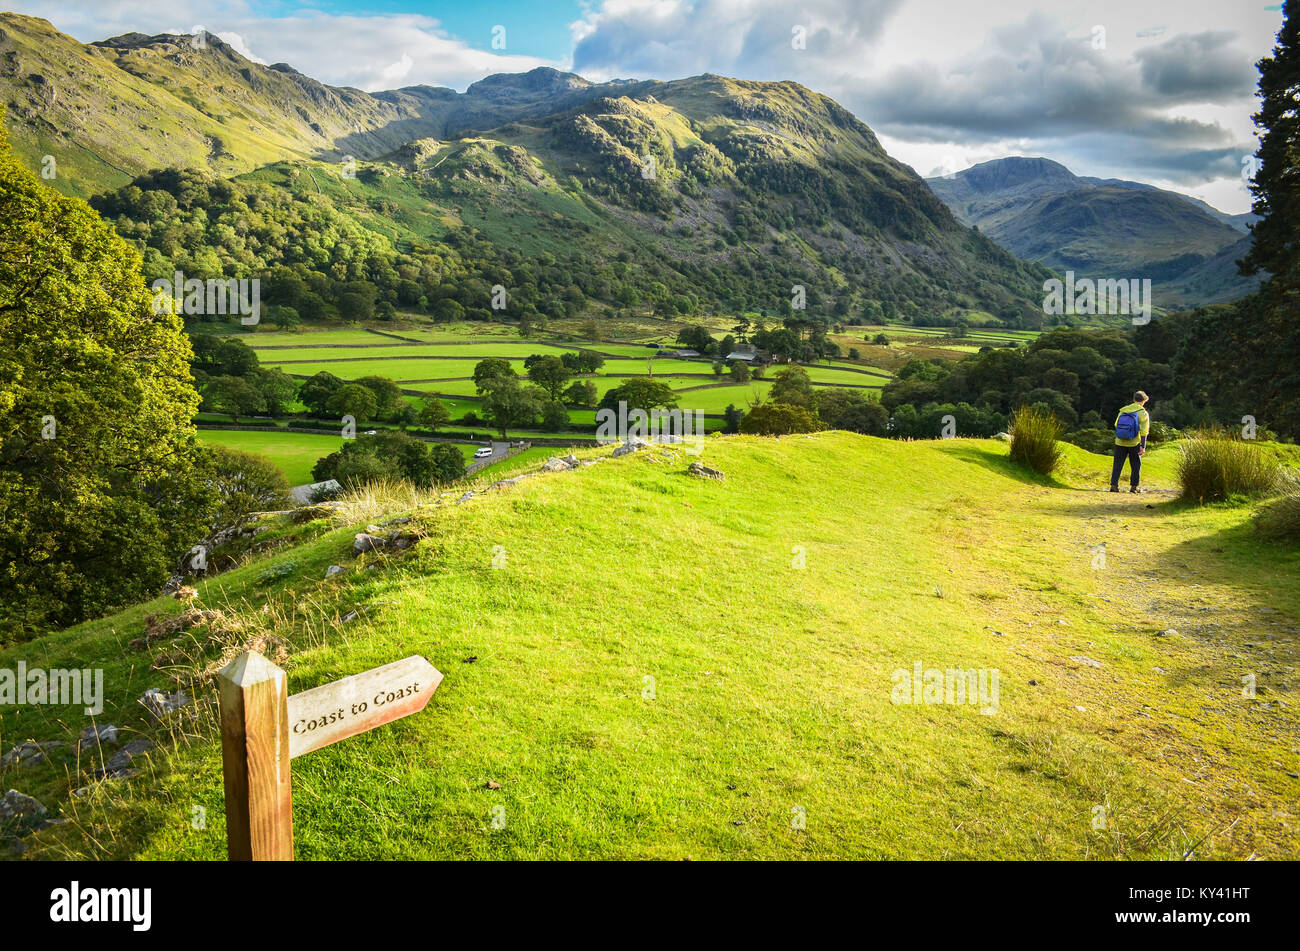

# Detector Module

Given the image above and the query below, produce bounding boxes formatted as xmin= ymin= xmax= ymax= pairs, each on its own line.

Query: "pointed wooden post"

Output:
xmin=218 ymin=651 xmax=293 ymax=861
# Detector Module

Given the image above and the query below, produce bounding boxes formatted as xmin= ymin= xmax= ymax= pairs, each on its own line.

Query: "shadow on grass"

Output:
xmin=933 ymin=443 xmax=1067 ymax=487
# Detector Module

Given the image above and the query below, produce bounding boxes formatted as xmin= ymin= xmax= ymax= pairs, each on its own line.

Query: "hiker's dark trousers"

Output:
xmin=1111 ymin=444 xmax=1141 ymax=488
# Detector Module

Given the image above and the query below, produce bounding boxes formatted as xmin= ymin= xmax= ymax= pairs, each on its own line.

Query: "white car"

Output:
xmin=473 ymin=447 xmax=494 ymax=459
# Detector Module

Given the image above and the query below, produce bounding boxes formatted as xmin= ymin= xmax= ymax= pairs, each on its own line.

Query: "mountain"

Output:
xmin=0 ymin=14 xmax=1053 ymax=326
xmin=926 ymin=157 xmax=1262 ymax=308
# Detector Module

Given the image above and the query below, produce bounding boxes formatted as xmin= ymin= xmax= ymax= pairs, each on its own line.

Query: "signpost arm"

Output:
xmin=218 ymin=651 xmax=294 ymax=861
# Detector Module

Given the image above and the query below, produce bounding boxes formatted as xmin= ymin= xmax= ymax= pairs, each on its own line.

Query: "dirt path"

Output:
xmin=938 ymin=454 xmax=1299 ymax=858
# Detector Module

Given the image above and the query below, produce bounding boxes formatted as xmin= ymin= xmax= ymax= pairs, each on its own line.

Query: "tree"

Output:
xmin=197 ymin=445 xmax=292 ymax=528
xmin=873 ymin=333 xmax=890 ymax=347
xmin=299 ymin=371 xmax=343 ymax=416
xmin=327 ymin=383 xmax=378 ymax=422
xmin=730 ymin=362 xmax=752 ymax=383
xmin=540 ymin=401 xmax=570 ymax=431
xmin=391 ymin=401 xmax=420 ymax=430
xmin=255 ymin=367 xmax=299 ymax=417
xmin=676 ymin=325 xmax=715 ymax=353
xmin=355 ymin=375 xmax=403 ymax=418
xmin=419 ymin=398 xmax=452 ymax=432
xmin=818 ymin=388 xmax=889 ymax=435
xmin=768 ymin=365 xmax=816 ymax=408
xmin=1240 ymin=0 xmax=1300 ymax=284
xmin=482 ymin=379 xmax=543 ymax=438
xmin=337 ymin=281 xmax=378 ymax=321
xmin=526 ymin=355 xmax=572 ymax=400
xmin=473 ymin=358 xmax=516 ymax=394
xmin=598 ymin=378 xmax=679 ymax=413
xmin=723 ymin=404 xmax=744 ymax=433
xmin=563 ymin=380 xmax=598 ymax=407
xmin=270 ymin=304 xmax=300 ymax=330
xmin=428 ymin=443 xmax=468 ymax=485
xmin=739 ymin=402 xmax=824 ymax=435
xmin=313 ymin=431 xmax=464 ymax=488
xmin=0 ymin=115 xmax=205 ymax=635
xmin=205 ymin=375 xmax=263 ymax=423
xmin=560 ymin=350 xmax=604 ymax=373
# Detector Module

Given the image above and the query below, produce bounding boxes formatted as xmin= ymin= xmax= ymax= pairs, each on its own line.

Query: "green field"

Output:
xmin=197 ymin=428 xmax=482 ymax=484
xmin=8 ymin=435 xmax=1299 ymax=859
xmin=197 ymin=429 xmax=347 ymax=485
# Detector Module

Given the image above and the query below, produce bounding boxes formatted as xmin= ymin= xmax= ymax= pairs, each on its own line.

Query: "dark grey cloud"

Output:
xmin=848 ymin=20 xmax=1255 ymax=181
xmin=1135 ymin=31 xmax=1258 ymax=99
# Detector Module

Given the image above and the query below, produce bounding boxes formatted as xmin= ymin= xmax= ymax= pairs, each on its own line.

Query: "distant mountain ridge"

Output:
xmin=0 ymin=13 xmax=1053 ymax=324
xmin=926 ymin=156 xmax=1261 ymax=308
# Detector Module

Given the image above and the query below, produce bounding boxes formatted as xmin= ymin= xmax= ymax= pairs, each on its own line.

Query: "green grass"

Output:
xmin=6 ymin=435 xmax=1299 ymax=860
xmin=197 ymin=429 xmax=346 ymax=485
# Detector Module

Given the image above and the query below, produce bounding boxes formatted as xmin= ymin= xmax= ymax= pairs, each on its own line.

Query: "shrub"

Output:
xmin=1062 ymin=428 xmax=1114 ymax=456
xmin=1256 ymin=492 xmax=1300 ymax=542
xmin=1009 ymin=405 xmax=1065 ymax=475
xmin=739 ymin=402 xmax=823 ymax=435
xmin=1177 ymin=429 xmax=1280 ymax=502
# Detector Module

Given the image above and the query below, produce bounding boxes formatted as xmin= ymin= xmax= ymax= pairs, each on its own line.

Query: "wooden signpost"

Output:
xmin=217 ymin=651 xmax=443 ymax=860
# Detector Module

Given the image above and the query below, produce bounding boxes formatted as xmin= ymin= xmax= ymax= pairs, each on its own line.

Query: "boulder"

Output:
xmin=611 ymin=440 xmax=646 ymax=458
xmin=688 ymin=462 xmax=726 ymax=481
xmin=0 ymin=789 xmax=46 ymax=821
xmin=540 ymin=456 xmax=572 ymax=472
xmin=78 ymin=725 xmax=119 ymax=751
xmin=95 ymin=739 xmax=154 ymax=780
xmin=1 ymin=741 xmax=63 ymax=769
xmin=353 ymin=533 xmax=386 ymax=555
xmin=326 ymin=564 xmax=343 ymax=577
xmin=139 ymin=688 xmax=190 ymax=721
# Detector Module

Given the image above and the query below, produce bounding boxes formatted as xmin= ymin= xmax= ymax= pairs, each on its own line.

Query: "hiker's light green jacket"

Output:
xmin=1114 ymin=403 xmax=1150 ymax=448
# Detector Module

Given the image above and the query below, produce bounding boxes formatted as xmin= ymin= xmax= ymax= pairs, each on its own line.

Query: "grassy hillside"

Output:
xmin=4 ymin=14 xmax=1052 ymax=324
xmin=4 ymin=434 xmax=1297 ymax=860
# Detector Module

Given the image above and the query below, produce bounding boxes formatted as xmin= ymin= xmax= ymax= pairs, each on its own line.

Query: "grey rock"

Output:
xmin=78 ymin=725 xmax=119 ymax=752
xmin=458 ymin=492 xmax=474 ymax=503
xmin=353 ymin=532 xmax=386 ymax=555
xmin=1069 ymin=655 xmax=1104 ymax=668
xmin=540 ymin=456 xmax=572 ymax=472
xmin=1157 ymin=629 xmax=1178 ymax=637
xmin=0 ymin=789 xmax=47 ymax=821
xmin=95 ymin=739 xmax=154 ymax=779
xmin=389 ymin=533 xmax=418 ymax=551
xmin=687 ymin=462 xmax=726 ymax=481
xmin=1 ymin=741 xmax=63 ymax=769
xmin=326 ymin=564 xmax=343 ymax=577
xmin=139 ymin=688 xmax=190 ymax=721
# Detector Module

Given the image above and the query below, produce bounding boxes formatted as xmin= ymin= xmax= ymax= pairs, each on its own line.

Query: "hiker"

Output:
xmin=1110 ymin=390 xmax=1150 ymax=493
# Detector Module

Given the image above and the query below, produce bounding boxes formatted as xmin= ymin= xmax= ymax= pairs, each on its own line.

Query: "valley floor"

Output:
xmin=2 ymin=435 xmax=1296 ymax=859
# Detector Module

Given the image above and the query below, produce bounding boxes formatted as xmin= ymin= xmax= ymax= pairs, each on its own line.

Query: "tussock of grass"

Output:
xmin=1256 ymin=492 xmax=1300 ymax=542
xmin=1008 ymin=405 xmax=1064 ymax=476
xmin=1176 ymin=428 xmax=1280 ymax=502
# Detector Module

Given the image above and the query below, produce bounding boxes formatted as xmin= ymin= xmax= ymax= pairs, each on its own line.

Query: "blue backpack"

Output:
xmin=1115 ymin=410 xmax=1140 ymax=440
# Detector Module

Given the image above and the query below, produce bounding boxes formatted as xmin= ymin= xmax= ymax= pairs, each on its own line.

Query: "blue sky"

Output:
xmin=277 ymin=0 xmax=583 ymax=60
xmin=7 ymin=1 xmax=1288 ymax=213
